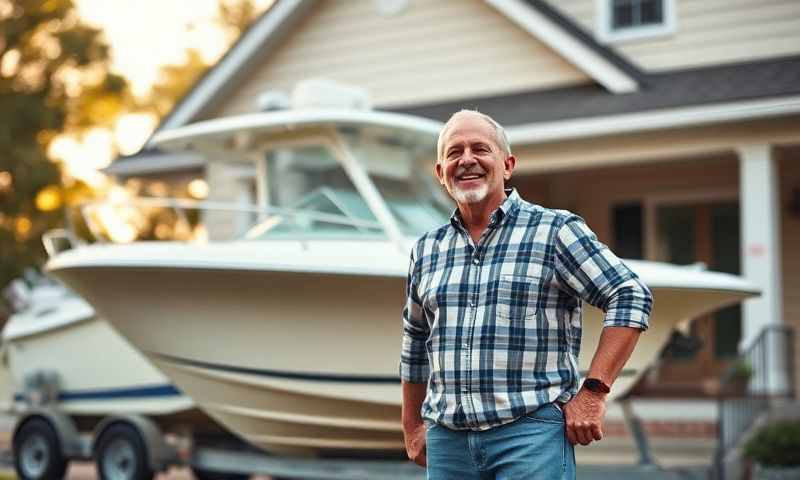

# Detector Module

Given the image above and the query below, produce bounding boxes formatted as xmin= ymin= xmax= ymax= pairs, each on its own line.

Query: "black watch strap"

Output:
xmin=583 ymin=378 xmax=611 ymax=394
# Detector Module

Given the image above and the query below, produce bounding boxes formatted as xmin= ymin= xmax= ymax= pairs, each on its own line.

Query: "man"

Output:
xmin=400 ymin=110 xmax=653 ymax=479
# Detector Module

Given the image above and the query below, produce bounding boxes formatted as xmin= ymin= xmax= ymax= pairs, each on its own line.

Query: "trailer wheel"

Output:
xmin=95 ymin=423 xmax=154 ymax=480
xmin=192 ymin=468 xmax=250 ymax=480
xmin=13 ymin=417 xmax=69 ymax=480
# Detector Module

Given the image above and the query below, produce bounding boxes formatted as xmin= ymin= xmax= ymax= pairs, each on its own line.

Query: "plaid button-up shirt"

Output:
xmin=400 ymin=189 xmax=652 ymax=430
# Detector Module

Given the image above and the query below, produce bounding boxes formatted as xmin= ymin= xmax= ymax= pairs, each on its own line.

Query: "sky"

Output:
xmin=48 ymin=0 xmax=273 ymax=186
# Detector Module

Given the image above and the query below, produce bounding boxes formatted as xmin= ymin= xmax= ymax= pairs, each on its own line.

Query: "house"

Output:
xmin=106 ymin=0 xmax=800 ymax=467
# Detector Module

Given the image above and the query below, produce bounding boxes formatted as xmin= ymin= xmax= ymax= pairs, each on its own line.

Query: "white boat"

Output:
xmin=46 ymin=108 xmax=759 ymax=456
xmin=0 ymin=272 xmax=204 ymax=428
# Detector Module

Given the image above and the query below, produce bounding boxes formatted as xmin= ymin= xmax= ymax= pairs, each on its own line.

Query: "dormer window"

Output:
xmin=597 ymin=0 xmax=676 ymax=43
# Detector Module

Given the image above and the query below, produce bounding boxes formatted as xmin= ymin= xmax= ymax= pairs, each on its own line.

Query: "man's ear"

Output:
xmin=503 ymin=154 xmax=517 ymax=180
xmin=434 ymin=161 xmax=445 ymax=186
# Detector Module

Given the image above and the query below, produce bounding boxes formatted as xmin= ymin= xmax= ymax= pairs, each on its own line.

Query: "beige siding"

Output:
xmin=213 ymin=0 xmax=589 ymax=117
xmin=545 ymin=0 xmax=800 ymax=71
xmin=779 ymin=148 xmax=800 ymax=395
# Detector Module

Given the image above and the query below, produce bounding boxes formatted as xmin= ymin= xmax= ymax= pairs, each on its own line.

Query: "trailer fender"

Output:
xmin=13 ymin=409 xmax=85 ymax=459
xmin=93 ymin=415 xmax=179 ymax=472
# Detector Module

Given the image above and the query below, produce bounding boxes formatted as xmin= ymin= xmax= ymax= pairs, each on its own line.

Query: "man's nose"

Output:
xmin=458 ymin=151 xmax=478 ymax=167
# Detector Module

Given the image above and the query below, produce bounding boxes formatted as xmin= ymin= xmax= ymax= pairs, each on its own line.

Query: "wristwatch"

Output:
xmin=583 ymin=378 xmax=611 ymax=394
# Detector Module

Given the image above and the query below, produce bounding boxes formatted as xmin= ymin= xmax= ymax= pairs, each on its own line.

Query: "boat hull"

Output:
xmin=0 ymin=293 xmax=219 ymax=436
xmin=50 ymin=263 xmax=753 ymax=455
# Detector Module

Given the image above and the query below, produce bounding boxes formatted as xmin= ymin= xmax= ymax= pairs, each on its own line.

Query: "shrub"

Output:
xmin=744 ymin=422 xmax=800 ymax=467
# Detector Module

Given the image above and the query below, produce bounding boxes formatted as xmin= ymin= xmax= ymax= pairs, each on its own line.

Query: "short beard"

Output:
xmin=452 ymin=182 xmax=489 ymax=204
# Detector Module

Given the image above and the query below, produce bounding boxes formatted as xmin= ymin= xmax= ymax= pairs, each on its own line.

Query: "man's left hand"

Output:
xmin=562 ymin=387 xmax=607 ymax=445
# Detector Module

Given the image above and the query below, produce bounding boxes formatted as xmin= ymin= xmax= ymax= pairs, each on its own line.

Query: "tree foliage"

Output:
xmin=0 ymin=0 xmax=131 ymax=301
xmin=0 ymin=0 xmax=262 ymax=311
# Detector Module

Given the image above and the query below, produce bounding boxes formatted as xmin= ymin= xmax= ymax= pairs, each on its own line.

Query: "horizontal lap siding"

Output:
xmin=212 ymin=0 xmax=588 ymax=117
xmin=544 ymin=0 xmax=800 ymax=71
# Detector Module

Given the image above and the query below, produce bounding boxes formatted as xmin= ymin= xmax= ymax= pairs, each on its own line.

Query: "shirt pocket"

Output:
xmin=495 ymin=274 xmax=540 ymax=326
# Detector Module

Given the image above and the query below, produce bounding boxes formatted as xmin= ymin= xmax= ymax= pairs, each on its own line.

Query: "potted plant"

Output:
xmin=743 ymin=421 xmax=800 ymax=479
xmin=723 ymin=360 xmax=753 ymax=396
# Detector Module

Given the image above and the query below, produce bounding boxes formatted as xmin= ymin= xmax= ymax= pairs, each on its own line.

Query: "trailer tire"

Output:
xmin=13 ymin=417 xmax=69 ymax=480
xmin=192 ymin=468 xmax=250 ymax=480
xmin=95 ymin=423 xmax=154 ymax=480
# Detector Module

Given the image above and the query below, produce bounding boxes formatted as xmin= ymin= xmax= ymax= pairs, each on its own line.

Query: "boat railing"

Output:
xmin=712 ymin=324 xmax=795 ymax=479
xmin=67 ymin=196 xmax=385 ymax=245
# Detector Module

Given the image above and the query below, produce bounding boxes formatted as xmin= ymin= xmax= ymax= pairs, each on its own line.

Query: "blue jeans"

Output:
xmin=426 ymin=403 xmax=576 ymax=479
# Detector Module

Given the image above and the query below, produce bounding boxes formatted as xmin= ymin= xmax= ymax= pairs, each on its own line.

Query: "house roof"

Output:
xmin=391 ymin=55 xmax=800 ymax=128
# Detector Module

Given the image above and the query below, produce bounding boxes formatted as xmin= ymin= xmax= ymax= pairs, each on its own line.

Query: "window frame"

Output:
xmin=596 ymin=0 xmax=677 ymax=44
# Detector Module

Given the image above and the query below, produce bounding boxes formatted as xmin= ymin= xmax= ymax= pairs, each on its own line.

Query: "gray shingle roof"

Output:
xmin=390 ymin=55 xmax=800 ymax=126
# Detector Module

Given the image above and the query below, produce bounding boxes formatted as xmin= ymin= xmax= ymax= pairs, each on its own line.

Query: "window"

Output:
xmin=612 ymin=203 xmax=644 ymax=259
xmin=597 ymin=0 xmax=676 ymax=43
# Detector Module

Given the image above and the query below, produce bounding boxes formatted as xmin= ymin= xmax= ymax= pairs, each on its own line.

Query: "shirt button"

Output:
xmin=469 ymin=301 xmax=475 ymax=307
xmin=473 ymin=257 xmax=480 ymax=265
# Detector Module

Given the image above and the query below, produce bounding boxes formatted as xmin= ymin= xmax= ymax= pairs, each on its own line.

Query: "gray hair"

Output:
xmin=436 ymin=109 xmax=512 ymax=164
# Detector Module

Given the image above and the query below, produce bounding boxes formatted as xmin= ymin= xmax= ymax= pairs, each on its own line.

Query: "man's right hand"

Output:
xmin=403 ymin=422 xmax=427 ymax=466
xmin=402 ymin=381 xmax=428 ymax=467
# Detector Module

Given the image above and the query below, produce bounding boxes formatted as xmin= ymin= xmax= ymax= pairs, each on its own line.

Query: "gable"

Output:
xmin=207 ymin=0 xmax=591 ymax=119
xmin=547 ymin=0 xmax=800 ymax=71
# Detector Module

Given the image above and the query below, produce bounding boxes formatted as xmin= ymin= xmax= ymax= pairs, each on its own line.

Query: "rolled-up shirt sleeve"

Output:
xmin=400 ymin=245 xmax=431 ymax=383
xmin=554 ymin=215 xmax=653 ymax=331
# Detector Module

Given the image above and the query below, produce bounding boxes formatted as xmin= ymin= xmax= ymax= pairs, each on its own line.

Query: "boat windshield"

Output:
xmin=245 ymin=140 xmax=452 ymax=240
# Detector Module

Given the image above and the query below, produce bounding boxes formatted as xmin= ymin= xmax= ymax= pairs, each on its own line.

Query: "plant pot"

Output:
xmin=753 ymin=463 xmax=800 ymax=480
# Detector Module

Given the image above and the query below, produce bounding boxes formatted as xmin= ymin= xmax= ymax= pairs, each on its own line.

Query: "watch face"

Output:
xmin=584 ymin=378 xmax=610 ymax=393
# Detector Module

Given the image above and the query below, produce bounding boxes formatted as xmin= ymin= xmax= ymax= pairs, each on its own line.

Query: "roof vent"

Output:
xmin=290 ymin=79 xmax=372 ymax=111
xmin=256 ymin=90 xmax=291 ymax=111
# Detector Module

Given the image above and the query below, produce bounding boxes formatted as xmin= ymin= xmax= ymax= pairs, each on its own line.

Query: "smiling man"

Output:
xmin=400 ymin=110 xmax=653 ymax=479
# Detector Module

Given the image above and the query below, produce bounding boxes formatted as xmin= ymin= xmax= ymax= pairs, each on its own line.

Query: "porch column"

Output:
xmin=739 ymin=144 xmax=783 ymax=344
xmin=738 ymin=144 xmax=784 ymax=392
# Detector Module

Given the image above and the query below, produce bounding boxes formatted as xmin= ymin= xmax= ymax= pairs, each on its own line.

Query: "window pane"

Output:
xmin=259 ymin=147 xmax=381 ymax=239
xmin=640 ymin=0 xmax=664 ymax=25
xmin=612 ymin=0 xmax=634 ymax=29
xmin=612 ymin=203 xmax=643 ymax=259
xmin=711 ymin=202 xmax=741 ymax=358
xmin=611 ymin=0 xmax=664 ymax=30
xmin=656 ymin=205 xmax=695 ymax=265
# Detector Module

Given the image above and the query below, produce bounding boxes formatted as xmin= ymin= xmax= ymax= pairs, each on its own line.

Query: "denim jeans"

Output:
xmin=426 ymin=403 xmax=576 ymax=479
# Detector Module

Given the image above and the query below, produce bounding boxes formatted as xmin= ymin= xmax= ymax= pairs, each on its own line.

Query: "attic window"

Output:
xmin=597 ymin=0 xmax=676 ymax=43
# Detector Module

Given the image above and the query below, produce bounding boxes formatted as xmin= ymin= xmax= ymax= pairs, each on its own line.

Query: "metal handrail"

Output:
xmin=713 ymin=324 xmax=795 ymax=479
xmin=75 ymin=196 xmax=386 ymax=244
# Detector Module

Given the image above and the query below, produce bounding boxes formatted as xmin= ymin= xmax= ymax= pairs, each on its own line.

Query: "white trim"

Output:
xmin=151 ymin=109 xmax=442 ymax=152
xmin=103 ymin=152 xmax=205 ymax=176
xmin=486 ymin=0 xmax=639 ymax=94
xmin=507 ymin=94 xmax=800 ymax=145
xmin=152 ymin=0 xmax=311 ymax=137
xmin=738 ymin=145 xmax=783 ymax=347
xmin=596 ymin=0 xmax=677 ymax=44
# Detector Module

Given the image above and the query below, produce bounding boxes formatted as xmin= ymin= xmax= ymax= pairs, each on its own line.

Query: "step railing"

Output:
xmin=713 ymin=324 xmax=795 ymax=478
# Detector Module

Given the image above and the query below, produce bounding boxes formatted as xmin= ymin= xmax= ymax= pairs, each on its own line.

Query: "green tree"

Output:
xmin=0 ymin=0 xmax=131 ymax=308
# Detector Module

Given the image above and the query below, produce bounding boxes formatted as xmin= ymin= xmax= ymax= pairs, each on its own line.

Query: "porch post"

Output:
xmin=738 ymin=144 xmax=784 ymax=390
